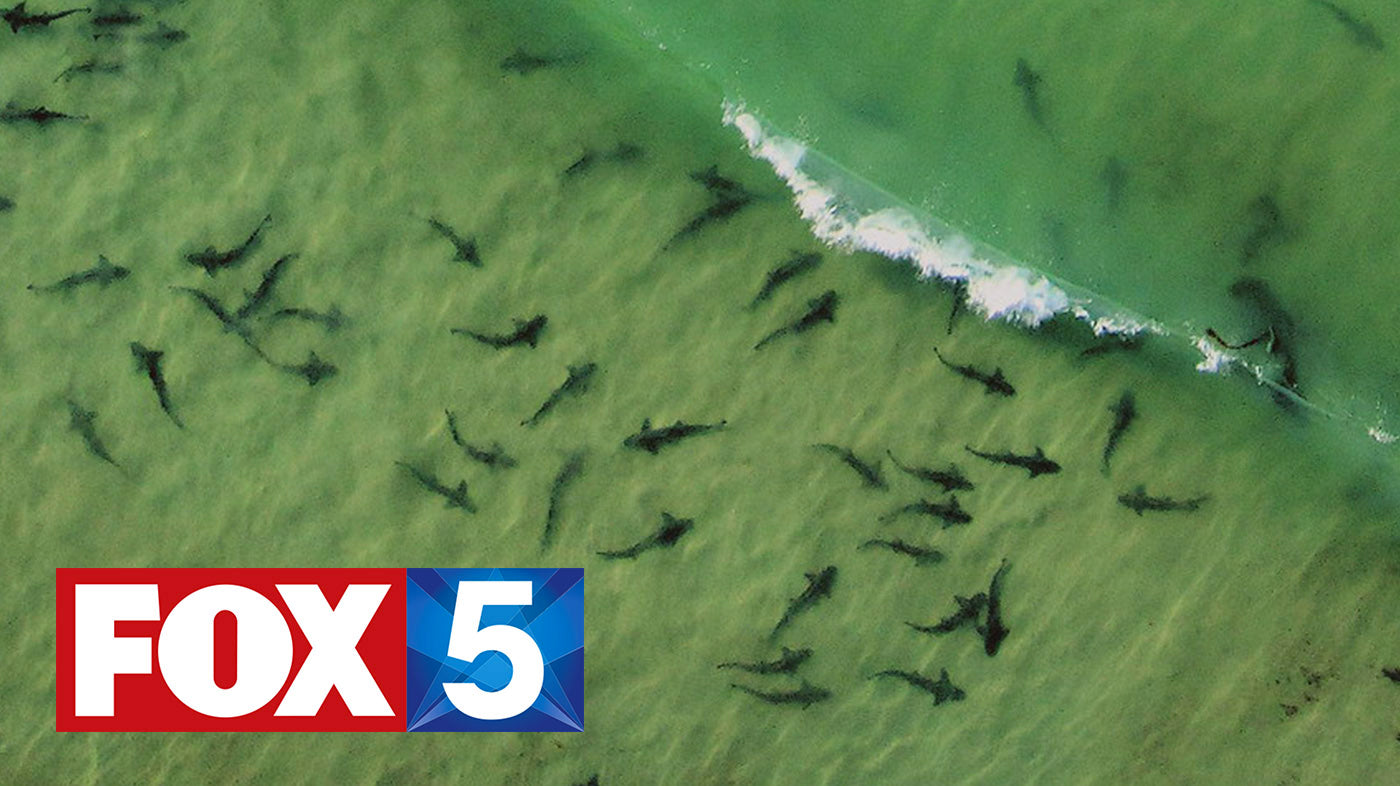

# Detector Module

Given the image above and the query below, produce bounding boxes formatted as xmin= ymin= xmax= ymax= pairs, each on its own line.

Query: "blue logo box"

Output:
xmin=405 ymin=569 xmax=584 ymax=732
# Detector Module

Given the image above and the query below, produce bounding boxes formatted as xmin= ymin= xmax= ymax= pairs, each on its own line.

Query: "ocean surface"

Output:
xmin=4 ymin=0 xmax=1400 ymax=783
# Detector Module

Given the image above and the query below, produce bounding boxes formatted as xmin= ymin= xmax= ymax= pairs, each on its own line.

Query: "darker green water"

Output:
xmin=579 ymin=0 xmax=1400 ymax=447
xmin=4 ymin=1 xmax=1400 ymax=784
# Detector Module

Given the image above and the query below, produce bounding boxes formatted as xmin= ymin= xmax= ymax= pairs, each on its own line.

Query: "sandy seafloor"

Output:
xmin=4 ymin=0 xmax=1400 ymax=784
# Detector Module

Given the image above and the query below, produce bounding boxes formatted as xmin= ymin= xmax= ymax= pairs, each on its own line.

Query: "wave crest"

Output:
xmin=722 ymin=101 xmax=1400 ymax=447
xmin=723 ymin=101 xmax=1153 ymax=332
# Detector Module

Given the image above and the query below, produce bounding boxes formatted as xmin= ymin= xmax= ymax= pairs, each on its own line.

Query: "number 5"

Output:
xmin=443 ymin=581 xmax=545 ymax=720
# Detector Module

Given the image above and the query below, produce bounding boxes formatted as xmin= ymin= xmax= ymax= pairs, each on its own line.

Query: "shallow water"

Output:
xmin=5 ymin=1 xmax=1400 ymax=784
xmin=583 ymin=0 xmax=1400 ymax=445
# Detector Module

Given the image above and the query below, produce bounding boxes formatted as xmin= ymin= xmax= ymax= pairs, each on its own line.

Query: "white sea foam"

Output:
xmin=965 ymin=267 xmax=1069 ymax=326
xmin=1193 ymin=335 xmax=1236 ymax=374
xmin=724 ymin=101 xmax=1145 ymax=331
xmin=723 ymin=101 xmax=1399 ymax=446
xmin=1070 ymin=305 xmax=1159 ymax=338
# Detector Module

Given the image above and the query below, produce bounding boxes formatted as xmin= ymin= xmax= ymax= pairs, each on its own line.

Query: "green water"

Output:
xmin=582 ymin=0 xmax=1400 ymax=441
xmin=4 ymin=0 xmax=1400 ymax=783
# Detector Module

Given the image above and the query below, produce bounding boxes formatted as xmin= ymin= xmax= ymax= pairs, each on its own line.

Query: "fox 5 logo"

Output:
xmin=55 ymin=568 xmax=583 ymax=732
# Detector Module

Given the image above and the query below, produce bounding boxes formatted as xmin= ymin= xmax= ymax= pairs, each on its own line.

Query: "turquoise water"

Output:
xmin=580 ymin=0 xmax=1400 ymax=446
xmin=5 ymin=0 xmax=1400 ymax=784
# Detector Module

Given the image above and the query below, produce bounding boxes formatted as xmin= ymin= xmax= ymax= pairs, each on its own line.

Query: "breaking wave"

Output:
xmin=721 ymin=102 xmax=1396 ymax=445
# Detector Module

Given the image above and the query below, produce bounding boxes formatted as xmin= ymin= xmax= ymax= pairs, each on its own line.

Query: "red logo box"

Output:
xmin=56 ymin=569 xmax=406 ymax=731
